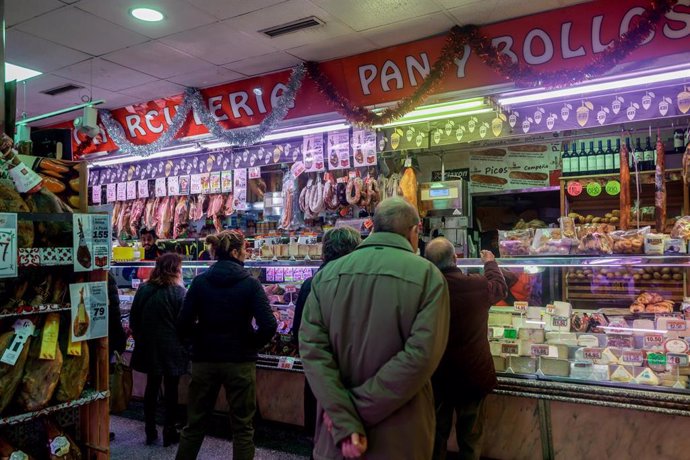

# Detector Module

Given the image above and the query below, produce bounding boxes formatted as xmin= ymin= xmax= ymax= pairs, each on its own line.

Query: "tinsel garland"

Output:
xmin=98 ymin=63 xmax=305 ymax=156
xmin=307 ymin=0 xmax=676 ymax=126
xmin=190 ymin=63 xmax=305 ymax=146
xmin=99 ymin=88 xmax=193 ymax=157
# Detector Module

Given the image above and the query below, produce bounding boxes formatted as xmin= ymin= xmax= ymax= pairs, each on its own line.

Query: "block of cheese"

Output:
xmin=631 ymin=319 xmax=655 ymax=336
xmin=488 ymin=311 xmax=513 ymax=327
xmin=489 ymin=341 xmax=502 ymax=356
xmin=553 ymin=343 xmax=570 ymax=359
xmin=610 ymin=365 xmax=635 ymax=382
xmin=546 ymin=332 xmax=578 ymax=347
xmin=492 ymin=356 xmax=507 ymax=372
xmin=518 ymin=328 xmax=546 ymax=343
xmin=539 ymin=357 xmax=570 ymax=377
xmin=571 ymin=362 xmax=610 ymax=381
xmin=508 ymin=357 xmax=537 ymax=374
xmin=577 ymin=335 xmax=600 ymax=347
xmin=635 ymin=367 xmax=660 ymax=386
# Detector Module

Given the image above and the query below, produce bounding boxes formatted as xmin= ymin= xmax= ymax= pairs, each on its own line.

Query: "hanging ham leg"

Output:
xmin=619 ymin=138 xmax=631 ymax=231
xmin=655 ymin=135 xmax=666 ymax=233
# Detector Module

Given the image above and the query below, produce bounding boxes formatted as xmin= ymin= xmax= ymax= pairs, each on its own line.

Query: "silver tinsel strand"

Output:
xmin=98 ymin=63 xmax=306 ymax=157
xmin=190 ymin=63 xmax=306 ymax=146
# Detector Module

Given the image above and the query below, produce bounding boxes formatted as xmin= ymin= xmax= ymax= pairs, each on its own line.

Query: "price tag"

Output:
xmin=545 ymin=304 xmax=556 ymax=315
xmin=363 ymin=219 xmax=374 ymax=230
xmin=404 ymin=158 xmax=412 ymax=167
xmin=277 ymin=356 xmax=295 ymax=369
xmin=552 ymin=316 xmax=569 ymax=328
xmin=583 ymin=348 xmax=603 ymax=360
xmin=116 ymin=182 xmax=127 ymax=201
xmin=647 ymin=352 xmax=667 ymax=367
xmin=248 ymin=167 xmax=261 ymax=179
xmin=91 ymin=185 xmax=102 ymax=205
xmin=514 ymin=301 xmax=528 ymax=312
xmin=586 ymin=182 xmax=602 ymax=197
xmin=605 ymin=180 xmax=621 ymax=196
xmin=167 ymin=176 xmax=180 ymax=196
xmin=621 ymin=350 xmax=644 ymax=365
xmin=503 ymin=328 xmax=518 ymax=340
xmin=667 ymin=319 xmax=687 ymax=331
xmin=155 ymin=178 xmax=167 ymax=197
xmin=0 ymin=214 xmax=18 ymax=279
xmin=0 ymin=319 xmax=35 ymax=366
xmin=131 ymin=279 xmax=141 ymax=289
xmin=530 ymin=344 xmax=550 ymax=357
xmin=285 ymin=285 xmax=297 ymax=293
xmin=291 ymin=161 xmax=306 ymax=178
xmin=667 ymin=353 xmax=690 ymax=367
xmin=567 ymin=181 xmax=583 ymax=196
xmin=501 ymin=343 xmax=519 ymax=355
xmin=643 ymin=333 xmax=665 ymax=348
xmin=126 ymin=181 xmax=137 ymax=200
xmin=106 ymin=183 xmax=117 ymax=203
xmin=138 ymin=180 xmax=149 ymax=198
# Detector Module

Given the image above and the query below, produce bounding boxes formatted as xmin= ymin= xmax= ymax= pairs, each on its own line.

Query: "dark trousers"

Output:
xmin=432 ymin=394 xmax=487 ymax=460
xmin=144 ymin=374 xmax=180 ymax=433
xmin=176 ymin=362 xmax=256 ymax=460
xmin=304 ymin=379 xmax=317 ymax=438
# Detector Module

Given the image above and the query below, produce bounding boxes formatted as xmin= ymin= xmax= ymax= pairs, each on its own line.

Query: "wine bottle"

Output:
xmin=674 ymin=128 xmax=685 ymax=153
xmin=570 ymin=142 xmax=579 ymax=176
xmin=595 ymin=140 xmax=606 ymax=175
xmin=587 ymin=141 xmax=597 ymax=175
xmin=634 ymin=138 xmax=643 ymax=171
xmin=604 ymin=139 xmax=614 ymax=174
xmin=643 ymin=136 xmax=654 ymax=171
xmin=562 ymin=143 xmax=571 ymax=177
xmin=613 ymin=138 xmax=621 ymax=172
xmin=579 ymin=142 xmax=588 ymax=175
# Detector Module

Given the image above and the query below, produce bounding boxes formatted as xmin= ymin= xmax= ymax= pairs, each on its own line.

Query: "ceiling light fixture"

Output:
xmin=87 ymin=145 xmax=199 ymax=167
xmin=374 ymin=98 xmax=492 ymax=128
xmin=130 ymin=7 xmax=164 ymax=22
xmin=498 ymin=67 xmax=690 ymax=106
xmin=6 ymin=63 xmax=41 ymax=82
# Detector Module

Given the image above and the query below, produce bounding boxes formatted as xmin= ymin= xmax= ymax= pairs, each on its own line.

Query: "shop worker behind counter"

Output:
xmin=299 ymin=197 xmax=450 ymax=460
xmin=175 ymin=230 xmax=277 ymax=460
xmin=424 ymin=238 xmax=508 ymax=460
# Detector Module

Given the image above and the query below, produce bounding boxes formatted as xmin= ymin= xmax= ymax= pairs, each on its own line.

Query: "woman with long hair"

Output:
xmin=130 ymin=253 xmax=188 ymax=446
xmin=175 ymin=230 xmax=277 ymax=460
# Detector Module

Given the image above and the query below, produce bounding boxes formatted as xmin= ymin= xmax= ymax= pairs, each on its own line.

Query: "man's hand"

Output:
xmin=341 ymin=433 xmax=367 ymax=458
xmin=480 ymin=250 xmax=495 ymax=263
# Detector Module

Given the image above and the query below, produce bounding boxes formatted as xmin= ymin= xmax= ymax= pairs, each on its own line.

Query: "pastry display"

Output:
xmin=567 ymin=210 xmax=620 ymax=225
xmin=498 ymin=229 xmax=532 ymax=257
xmin=629 ymin=292 xmax=674 ymax=313
xmin=610 ymin=227 xmax=648 ymax=254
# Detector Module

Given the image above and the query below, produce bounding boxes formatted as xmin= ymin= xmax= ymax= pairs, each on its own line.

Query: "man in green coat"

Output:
xmin=300 ymin=197 xmax=450 ymax=459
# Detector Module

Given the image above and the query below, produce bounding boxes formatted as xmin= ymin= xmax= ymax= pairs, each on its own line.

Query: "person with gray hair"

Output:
xmin=293 ymin=226 xmax=362 ymax=454
xmin=299 ymin=197 xmax=450 ymax=459
xmin=425 ymin=238 xmax=508 ymax=460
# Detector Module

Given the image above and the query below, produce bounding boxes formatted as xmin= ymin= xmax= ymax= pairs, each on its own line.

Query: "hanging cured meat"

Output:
xmin=655 ymin=135 xmax=666 ymax=233
xmin=323 ymin=173 xmax=339 ymax=211
xmin=0 ymin=332 xmax=32 ymax=414
xmin=155 ymin=197 xmax=173 ymax=239
xmin=400 ymin=168 xmax=418 ymax=209
xmin=0 ymin=179 xmax=34 ymax=247
xmin=128 ymin=199 xmax=147 ymax=236
xmin=309 ymin=174 xmax=325 ymax=215
xmin=44 ymin=419 xmax=83 ymax=460
xmin=173 ymin=196 xmax=189 ymax=239
xmin=223 ymin=193 xmax=234 ymax=216
xmin=17 ymin=334 xmax=63 ymax=411
xmin=619 ymin=139 xmax=631 ymax=230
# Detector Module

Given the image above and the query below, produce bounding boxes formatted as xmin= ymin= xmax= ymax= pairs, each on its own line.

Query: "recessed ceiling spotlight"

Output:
xmin=253 ymin=88 xmax=263 ymax=96
xmin=130 ymin=7 xmax=164 ymax=22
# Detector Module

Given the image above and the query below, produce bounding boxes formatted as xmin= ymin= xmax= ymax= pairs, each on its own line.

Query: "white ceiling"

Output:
xmin=7 ymin=0 xmax=590 ymax=126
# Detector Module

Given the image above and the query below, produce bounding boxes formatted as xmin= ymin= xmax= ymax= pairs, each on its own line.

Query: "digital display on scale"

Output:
xmin=429 ymin=188 xmax=450 ymax=198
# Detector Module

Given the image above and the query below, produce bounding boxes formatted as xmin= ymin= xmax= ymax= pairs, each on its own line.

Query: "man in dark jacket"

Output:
xmin=176 ymin=230 xmax=277 ymax=460
xmin=425 ymin=238 xmax=508 ymax=460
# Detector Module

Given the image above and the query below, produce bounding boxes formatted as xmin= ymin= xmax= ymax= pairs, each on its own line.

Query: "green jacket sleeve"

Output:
xmin=299 ymin=282 xmax=365 ymax=446
xmin=350 ymin=266 xmax=450 ymax=426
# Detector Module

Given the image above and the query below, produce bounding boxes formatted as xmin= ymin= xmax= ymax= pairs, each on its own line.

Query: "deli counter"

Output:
xmin=112 ymin=255 xmax=690 ymax=458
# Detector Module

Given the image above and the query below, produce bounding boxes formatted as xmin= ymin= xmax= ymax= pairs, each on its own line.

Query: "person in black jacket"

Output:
xmin=107 ymin=272 xmax=127 ymax=357
xmin=292 ymin=226 xmax=361 ymax=452
xmin=130 ymin=253 xmax=188 ymax=447
xmin=175 ymin=230 xmax=277 ymax=460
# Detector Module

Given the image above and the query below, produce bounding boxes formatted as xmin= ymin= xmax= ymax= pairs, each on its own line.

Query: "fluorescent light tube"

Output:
xmin=6 ymin=63 xmax=41 ymax=82
xmin=377 ymin=108 xmax=493 ymax=128
xmin=401 ymin=99 xmax=485 ymax=118
xmin=499 ymin=68 xmax=690 ymax=105
xmin=262 ymin=122 xmax=351 ymax=141
xmin=87 ymin=145 xmax=200 ymax=167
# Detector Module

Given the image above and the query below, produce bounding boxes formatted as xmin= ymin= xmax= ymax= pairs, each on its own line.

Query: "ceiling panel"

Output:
xmin=434 ymin=0 xmax=483 ymax=8
xmin=103 ymin=42 xmax=216 ymax=79
xmin=362 ymin=12 xmax=455 ymax=48
xmin=118 ymin=80 xmax=186 ymax=101
xmin=224 ymin=51 xmax=303 ymax=76
xmin=53 ymin=58 xmax=159 ymax=92
xmin=310 ymin=0 xmax=443 ymax=32
xmin=447 ymin=1 xmax=497 ymax=25
xmin=167 ymin=67 xmax=245 ymax=87
xmin=18 ymin=74 xmax=88 ymax=118
xmin=221 ymin=0 xmax=353 ymax=50
xmin=76 ymin=0 xmax=218 ymax=39
xmin=187 ymin=0 xmax=289 ymax=20
xmin=15 ymin=6 xmax=149 ymax=56
xmin=6 ymin=29 xmax=90 ymax=73
xmin=7 ymin=0 xmax=64 ymax=27
xmin=286 ymin=33 xmax=377 ymax=62
xmin=161 ymin=23 xmax=277 ymax=66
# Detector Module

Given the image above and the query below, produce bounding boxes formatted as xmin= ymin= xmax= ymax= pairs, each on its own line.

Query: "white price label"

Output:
xmin=277 ymin=356 xmax=295 ymax=369
xmin=116 ymin=182 xmax=127 ymax=201
xmin=155 ymin=178 xmax=167 ymax=197
xmin=0 ymin=213 xmax=18 ymax=279
xmin=248 ymin=167 xmax=261 ymax=179
xmin=91 ymin=185 xmax=102 ymax=205
xmin=126 ymin=181 xmax=137 ymax=200
xmin=106 ymin=183 xmax=117 ymax=203
xmin=168 ymin=176 xmax=180 ymax=196
xmin=138 ymin=180 xmax=149 ymax=198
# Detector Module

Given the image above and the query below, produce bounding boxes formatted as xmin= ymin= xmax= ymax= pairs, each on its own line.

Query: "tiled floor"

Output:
xmin=110 ymin=415 xmax=309 ymax=460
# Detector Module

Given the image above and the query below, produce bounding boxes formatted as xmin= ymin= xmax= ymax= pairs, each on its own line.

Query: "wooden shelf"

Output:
xmin=560 ymin=168 xmax=682 ymax=182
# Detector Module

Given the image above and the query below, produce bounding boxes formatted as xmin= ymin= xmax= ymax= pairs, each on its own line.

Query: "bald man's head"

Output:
xmin=373 ymin=197 xmax=420 ymax=236
xmin=425 ymin=237 xmax=456 ymax=270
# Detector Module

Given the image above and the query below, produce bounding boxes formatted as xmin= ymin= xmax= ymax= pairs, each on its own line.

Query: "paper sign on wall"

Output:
xmin=303 ymin=134 xmax=325 ymax=173
xmin=469 ymin=144 xmax=557 ymax=192
xmin=200 ymin=173 xmax=211 ymax=194
xmin=167 ymin=176 xmax=180 ymax=196
xmin=155 ymin=177 xmax=167 ymax=197
xmin=126 ymin=181 xmax=137 ymax=200
xmin=234 ymin=168 xmax=247 ymax=210
xmin=91 ymin=185 xmax=102 ymax=205
xmin=0 ymin=213 xmax=18 ymax=279
xmin=221 ymin=171 xmax=233 ymax=193
xmin=248 ymin=167 xmax=261 ymax=179
xmin=190 ymin=174 xmax=202 ymax=194
xmin=209 ymin=172 xmax=221 ymax=193
xmin=179 ymin=175 xmax=190 ymax=195
xmin=138 ymin=180 xmax=149 ymax=198
xmin=116 ymin=182 xmax=126 ymax=201
xmin=70 ymin=281 xmax=108 ymax=342
xmin=106 ymin=183 xmax=116 ymax=203
xmin=352 ymin=128 xmax=377 ymax=167
xmin=73 ymin=213 xmax=111 ymax=272
xmin=327 ymin=130 xmax=351 ymax=170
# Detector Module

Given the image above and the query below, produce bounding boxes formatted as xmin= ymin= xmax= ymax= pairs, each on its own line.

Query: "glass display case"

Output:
xmin=457 ymin=255 xmax=690 ymax=414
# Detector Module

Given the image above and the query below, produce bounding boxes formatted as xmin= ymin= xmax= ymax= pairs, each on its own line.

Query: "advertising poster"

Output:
xmin=0 ymin=213 xmax=17 ymax=279
xmin=70 ymin=281 xmax=108 ymax=342
xmin=209 ymin=171 xmax=221 ymax=193
xmin=221 ymin=170 xmax=233 ymax=193
xmin=167 ymin=176 xmax=180 ymax=196
xmin=326 ymin=130 xmax=351 ymax=170
xmin=73 ymin=214 xmax=111 ymax=272
xmin=469 ymin=144 xmax=557 ymax=192
xmin=303 ymin=134 xmax=325 ymax=173
xmin=234 ymin=168 xmax=248 ymax=210
xmin=352 ymin=128 xmax=377 ymax=167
